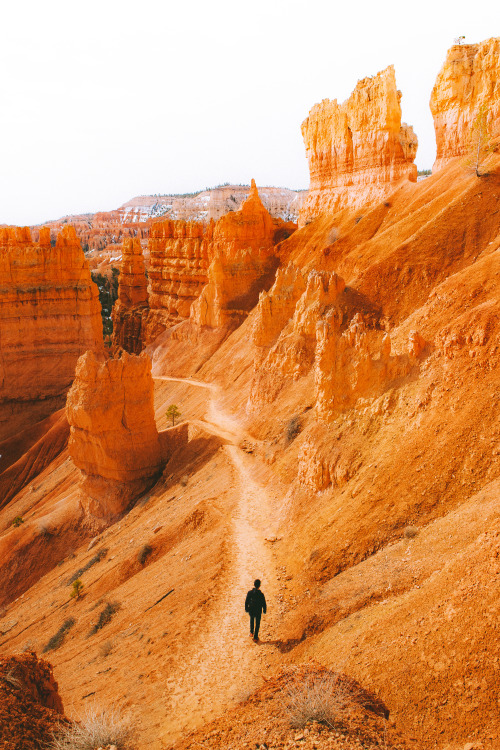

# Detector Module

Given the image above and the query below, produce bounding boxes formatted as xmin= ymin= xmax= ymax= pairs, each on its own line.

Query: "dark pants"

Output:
xmin=250 ymin=611 xmax=261 ymax=639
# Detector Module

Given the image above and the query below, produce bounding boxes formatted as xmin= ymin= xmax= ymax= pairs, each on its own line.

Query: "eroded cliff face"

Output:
xmin=249 ymin=266 xmax=346 ymax=405
xmin=191 ymin=180 xmax=288 ymax=329
xmin=66 ymin=350 xmax=162 ymax=517
xmin=111 ymin=238 xmax=149 ymax=354
xmin=300 ymin=65 xmax=417 ymax=225
xmin=0 ymin=226 xmax=103 ymax=441
xmin=430 ymin=37 xmax=500 ymax=171
xmin=112 ymin=182 xmax=295 ymax=353
xmin=146 ymin=219 xmax=209 ymax=339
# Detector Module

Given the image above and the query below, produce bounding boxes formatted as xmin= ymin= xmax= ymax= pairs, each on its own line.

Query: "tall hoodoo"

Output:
xmin=300 ymin=65 xmax=417 ymax=225
xmin=430 ymin=37 xmax=500 ymax=172
xmin=66 ymin=350 xmax=162 ymax=518
xmin=117 ymin=237 xmax=148 ymax=308
xmin=0 ymin=225 xmax=103 ymax=441
xmin=191 ymin=180 xmax=285 ymax=329
xmin=111 ymin=237 xmax=149 ymax=354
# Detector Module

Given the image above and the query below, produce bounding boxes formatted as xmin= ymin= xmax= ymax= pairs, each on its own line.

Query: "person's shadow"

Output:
xmin=255 ymin=638 xmax=302 ymax=653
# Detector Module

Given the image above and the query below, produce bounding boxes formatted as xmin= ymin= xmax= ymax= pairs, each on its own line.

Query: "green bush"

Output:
xmin=70 ymin=580 xmax=83 ymax=599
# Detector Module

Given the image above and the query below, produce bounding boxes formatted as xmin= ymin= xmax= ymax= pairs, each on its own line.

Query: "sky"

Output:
xmin=0 ymin=0 xmax=497 ymax=226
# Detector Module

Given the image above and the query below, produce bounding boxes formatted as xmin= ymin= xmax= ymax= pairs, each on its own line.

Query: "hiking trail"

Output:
xmin=153 ymin=376 xmax=285 ymax=742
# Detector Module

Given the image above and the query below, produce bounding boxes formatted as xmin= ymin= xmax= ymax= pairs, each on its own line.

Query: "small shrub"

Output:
xmin=179 ymin=475 xmax=189 ymax=487
xmin=70 ymin=579 xmax=84 ymax=599
xmin=38 ymin=524 xmax=54 ymax=539
xmin=68 ymin=549 xmax=108 ymax=585
xmin=137 ymin=544 xmax=153 ymax=565
xmin=99 ymin=640 xmax=113 ymax=658
xmin=285 ymin=416 xmax=302 ymax=444
xmin=12 ymin=516 xmax=24 ymax=528
xmin=89 ymin=602 xmax=120 ymax=636
xmin=282 ymin=672 xmax=355 ymax=728
xmin=49 ymin=705 xmax=133 ymax=750
xmin=166 ymin=404 xmax=181 ymax=427
xmin=404 ymin=525 xmax=419 ymax=539
xmin=43 ymin=618 xmax=76 ymax=653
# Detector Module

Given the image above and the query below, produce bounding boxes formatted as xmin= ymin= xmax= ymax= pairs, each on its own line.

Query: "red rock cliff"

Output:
xmin=300 ymin=65 xmax=417 ymax=225
xmin=430 ymin=37 xmax=500 ymax=172
xmin=0 ymin=226 xmax=103 ymax=441
xmin=66 ymin=350 xmax=162 ymax=517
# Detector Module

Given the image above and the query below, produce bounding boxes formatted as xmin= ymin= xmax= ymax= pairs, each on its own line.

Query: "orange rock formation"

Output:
xmin=0 ymin=226 xmax=103 ymax=442
xmin=300 ymin=65 xmax=417 ymax=224
xmin=430 ymin=37 xmax=500 ymax=171
xmin=147 ymin=219 xmax=209 ymax=336
xmin=112 ymin=181 xmax=295 ymax=352
xmin=111 ymin=237 xmax=149 ymax=354
xmin=66 ymin=350 xmax=162 ymax=517
xmin=250 ymin=265 xmax=345 ymax=405
xmin=191 ymin=180 xmax=286 ymax=328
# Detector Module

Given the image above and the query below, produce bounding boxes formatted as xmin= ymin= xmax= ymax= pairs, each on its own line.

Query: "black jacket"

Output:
xmin=245 ymin=588 xmax=267 ymax=615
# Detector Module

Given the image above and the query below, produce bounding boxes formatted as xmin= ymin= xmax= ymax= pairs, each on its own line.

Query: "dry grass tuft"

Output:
xmin=50 ymin=706 xmax=133 ymax=750
xmin=88 ymin=602 xmax=120 ymax=637
xmin=404 ymin=525 xmax=419 ymax=539
xmin=281 ymin=672 xmax=358 ymax=728
xmin=285 ymin=415 xmax=302 ymax=444
xmin=98 ymin=640 xmax=113 ymax=658
xmin=68 ymin=548 xmax=108 ymax=585
xmin=137 ymin=544 xmax=153 ymax=565
xmin=43 ymin=618 xmax=76 ymax=653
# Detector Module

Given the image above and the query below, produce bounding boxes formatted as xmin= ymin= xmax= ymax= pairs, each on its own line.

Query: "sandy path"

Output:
xmin=156 ymin=377 xmax=284 ymax=743
xmin=153 ymin=376 xmax=214 ymax=390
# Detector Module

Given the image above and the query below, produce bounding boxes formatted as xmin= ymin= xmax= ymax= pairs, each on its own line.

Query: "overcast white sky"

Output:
xmin=0 ymin=0 xmax=497 ymax=225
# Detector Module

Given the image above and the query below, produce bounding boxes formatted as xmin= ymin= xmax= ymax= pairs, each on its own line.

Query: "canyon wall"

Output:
xmin=66 ymin=350 xmax=162 ymax=518
xmin=430 ymin=37 xmax=500 ymax=171
xmin=300 ymin=65 xmax=417 ymax=225
xmin=0 ymin=226 xmax=103 ymax=441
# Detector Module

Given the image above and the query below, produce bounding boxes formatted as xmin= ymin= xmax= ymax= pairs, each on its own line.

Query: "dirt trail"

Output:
xmin=155 ymin=377 xmax=284 ymax=744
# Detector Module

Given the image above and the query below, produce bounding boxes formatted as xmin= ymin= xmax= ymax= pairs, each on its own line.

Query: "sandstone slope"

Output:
xmin=0 ymin=38 xmax=499 ymax=750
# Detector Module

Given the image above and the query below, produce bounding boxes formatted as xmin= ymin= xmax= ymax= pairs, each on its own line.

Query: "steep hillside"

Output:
xmin=0 ymin=37 xmax=499 ymax=750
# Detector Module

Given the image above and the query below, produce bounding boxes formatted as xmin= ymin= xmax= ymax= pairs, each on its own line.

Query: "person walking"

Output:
xmin=245 ymin=579 xmax=267 ymax=642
